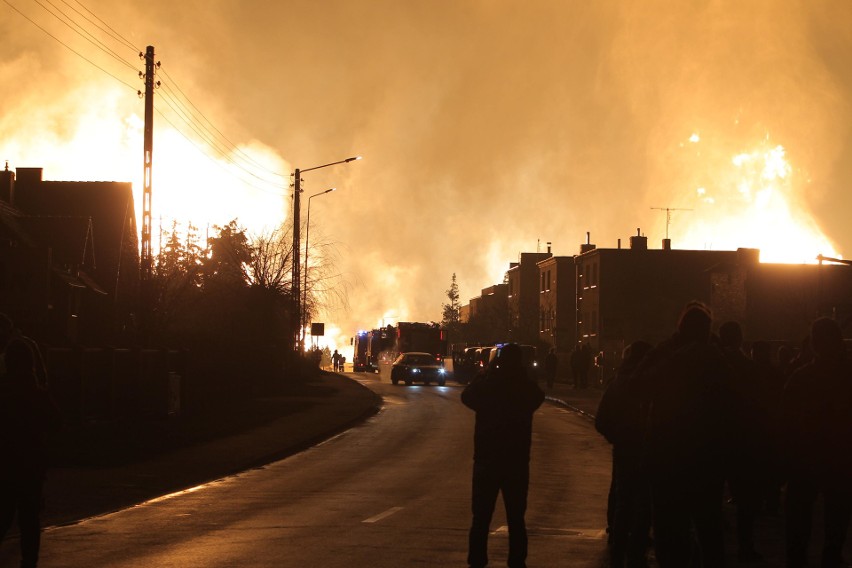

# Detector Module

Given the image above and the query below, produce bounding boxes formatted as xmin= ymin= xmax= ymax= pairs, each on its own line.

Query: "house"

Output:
xmin=0 ymin=166 xmax=138 ymax=344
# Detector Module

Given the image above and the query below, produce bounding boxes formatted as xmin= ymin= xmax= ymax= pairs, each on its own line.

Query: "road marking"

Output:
xmin=492 ymin=526 xmax=606 ymax=539
xmin=363 ymin=506 xmax=404 ymax=523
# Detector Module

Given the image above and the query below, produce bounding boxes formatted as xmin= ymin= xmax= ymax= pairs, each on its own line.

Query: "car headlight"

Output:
xmin=412 ymin=368 xmax=420 ymax=374
xmin=438 ymin=368 xmax=446 ymax=374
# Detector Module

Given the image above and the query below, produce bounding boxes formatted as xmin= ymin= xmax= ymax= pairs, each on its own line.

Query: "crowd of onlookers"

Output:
xmin=595 ymin=301 xmax=852 ymax=568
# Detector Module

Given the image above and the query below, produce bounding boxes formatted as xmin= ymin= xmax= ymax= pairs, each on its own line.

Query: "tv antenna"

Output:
xmin=651 ymin=207 xmax=693 ymax=240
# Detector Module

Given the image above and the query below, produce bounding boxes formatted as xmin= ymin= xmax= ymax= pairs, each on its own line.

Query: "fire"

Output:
xmin=676 ymin=138 xmax=839 ymax=263
xmin=0 ymin=83 xmax=290 ymax=250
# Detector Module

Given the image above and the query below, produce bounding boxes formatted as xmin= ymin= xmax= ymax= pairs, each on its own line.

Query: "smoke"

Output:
xmin=2 ymin=0 xmax=851 ymax=349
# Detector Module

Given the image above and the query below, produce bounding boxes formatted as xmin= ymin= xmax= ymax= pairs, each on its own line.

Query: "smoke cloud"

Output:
xmin=2 ymin=0 xmax=851 ymax=349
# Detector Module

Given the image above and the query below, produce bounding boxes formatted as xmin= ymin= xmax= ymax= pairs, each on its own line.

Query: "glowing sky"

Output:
xmin=2 ymin=0 xmax=852 ymax=353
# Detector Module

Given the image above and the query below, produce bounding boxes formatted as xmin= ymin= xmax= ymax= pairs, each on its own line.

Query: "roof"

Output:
xmin=14 ymin=177 xmax=138 ymax=296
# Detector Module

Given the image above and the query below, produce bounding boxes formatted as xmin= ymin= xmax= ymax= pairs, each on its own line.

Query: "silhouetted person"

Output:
xmin=462 ymin=343 xmax=545 ymax=568
xmin=0 ymin=314 xmax=48 ymax=390
xmin=0 ymin=338 xmax=61 ymax=568
xmin=778 ymin=345 xmax=796 ymax=377
xmin=596 ymin=340 xmax=654 ymax=568
xmin=634 ymin=301 xmax=733 ymax=567
xmin=571 ymin=344 xmax=592 ymax=389
xmin=719 ymin=321 xmax=767 ymax=563
xmin=331 ymin=349 xmax=341 ymax=372
xmin=788 ymin=335 xmax=814 ymax=376
xmin=0 ymin=313 xmax=13 ymax=375
xmin=750 ymin=340 xmax=786 ymax=516
xmin=781 ymin=317 xmax=852 ymax=568
xmin=544 ymin=348 xmax=558 ymax=390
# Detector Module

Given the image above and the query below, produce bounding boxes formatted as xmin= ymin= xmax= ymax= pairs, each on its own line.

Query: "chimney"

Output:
xmin=736 ymin=247 xmax=760 ymax=265
xmin=662 ymin=238 xmax=672 ymax=250
xmin=16 ymin=167 xmax=43 ymax=185
xmin=0 ymin=162 xmax=14 ymax=206
xmin=546 ymin=241 xmax=552 ymax=254
xmin=630 ymin=228 xmax=648 ymax=250
xmin=617 ymin=238 xmax=622 ymax=249
xmin=580 ymin=231 xmax=596 ymax=254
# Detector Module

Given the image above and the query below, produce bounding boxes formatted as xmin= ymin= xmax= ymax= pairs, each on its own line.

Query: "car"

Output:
xmin=390 ymin=352 xmax=447 ymax=386
xmin=453 ymin=346 xmax=481 ymax=384
xmin=488 ymin=343 xmax=540 ymax=380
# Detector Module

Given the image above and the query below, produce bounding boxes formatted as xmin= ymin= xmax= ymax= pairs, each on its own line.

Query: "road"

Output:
xmin=1 ymin=374 xmax=612 ymax=567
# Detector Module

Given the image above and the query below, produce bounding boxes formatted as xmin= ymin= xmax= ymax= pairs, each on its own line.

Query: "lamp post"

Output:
xmin=292 ymin=156 xmax=360 ymax=352
xmin=302 ymin=187 xmax=336 ymax=350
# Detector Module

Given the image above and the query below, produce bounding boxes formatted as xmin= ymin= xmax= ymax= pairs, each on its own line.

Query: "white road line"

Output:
xmin=362 ymin=506 xmax=404 ymax=524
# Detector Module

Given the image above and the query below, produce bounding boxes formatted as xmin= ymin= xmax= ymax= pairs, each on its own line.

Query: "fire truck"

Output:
xmin=352 ymin=330 xmax=369 ymax=372
xmin=356 ymin=322 xmax=448 ymax=374
xmin=393 ymin=322 xmax=447 ymax=359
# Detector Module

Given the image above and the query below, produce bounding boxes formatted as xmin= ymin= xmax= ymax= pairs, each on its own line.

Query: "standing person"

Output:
xmin=544 ymin=348 xmax=558 ymax=390
xmin=0 ymin=338 xmax=62 ymax=568
xmin=782 ymin=317 xmax=852 ymax=568
xmin=595 ymin=340 xmax=654 ymax=568
xmin=462 ymin=343 xmax=545 ymax=568
xmin=331 ymin=349 xmax=341 ymax=372
xmin=750 ymin=340 xmax=786 ymax=516
xmin=718 ymin=321 xmax=767 ymax=563
xmin=570 ymin=344 xmax=582 ymax=389
xmin=635 ymin=302 xmax=734 ymax=568
xmin=579 ymin=343 xmax=592 ymax=389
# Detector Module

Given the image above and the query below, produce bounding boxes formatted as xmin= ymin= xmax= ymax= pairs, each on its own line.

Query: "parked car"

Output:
xmin=454 ymin=346 xmax=481 ymax=384
xmin=488 ymin=343 xmax=540 ymax=381
xmin=390 ymin=352 xmax=447 ymax=386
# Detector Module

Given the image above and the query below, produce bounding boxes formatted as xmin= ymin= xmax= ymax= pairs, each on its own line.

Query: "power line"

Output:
xmin=154 ymin=107 xmax=287 ymax=197
xmin=61 ymin=0 xmax=139 ymax=53
xmin=2 ymin=0 xmax=138 ymax=91
xmin=156 ymin=86 xmax=284 ymax=188
xmin=31 ymin=0 xmax=138 ymax=71
xmin=158 ymin=66 xmax=286 ymax=179
xmin=4 ymin=0 xmax=289 ymax=193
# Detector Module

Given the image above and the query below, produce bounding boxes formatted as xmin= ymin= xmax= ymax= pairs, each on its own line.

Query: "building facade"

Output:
xmin=507 ymin=251 xmax=551 ymax=345
xmin=537 ymin=255 xmax=576 ymax=354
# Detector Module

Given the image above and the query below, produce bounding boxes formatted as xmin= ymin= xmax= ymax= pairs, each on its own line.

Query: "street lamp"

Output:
xmin=302 ymin=187 xmax=337 ymax=350
xmin=292 ymin=156 xmax=360 ymax=352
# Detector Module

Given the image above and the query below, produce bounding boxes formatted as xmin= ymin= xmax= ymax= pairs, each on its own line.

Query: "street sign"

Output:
xmin=311 ymin=322 xmax=325 ymax=336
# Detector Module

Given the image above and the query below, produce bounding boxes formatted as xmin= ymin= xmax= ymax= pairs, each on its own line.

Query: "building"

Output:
xmin=0 ymin=166 xmax=138 ymax=344
xmin=710 ymin=251 xmax=852 ymax=343
xmin=507 ymin=251 xmax=552 ymax=345
xmin=574 ymin=230 xmax=739 ymax=378
xmin=537 ymin=255 xmax=576 ymax=354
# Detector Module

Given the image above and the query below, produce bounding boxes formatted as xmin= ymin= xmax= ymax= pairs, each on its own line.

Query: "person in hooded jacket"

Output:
xmin=462 ymin=343 xmax=545 ymax=568
xmin=632 ymin=301 xmax=735 ymax=568
xmin=718 ymin=321 xmax=771 ymax=563
xmin=0 ymin=338 xmax=61 ymax=568
xmin=782 ymin=317 xmax=852 ymax=568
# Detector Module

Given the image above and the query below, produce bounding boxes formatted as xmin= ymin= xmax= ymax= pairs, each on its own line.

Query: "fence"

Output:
xmin=45 ymin=347 xmax=187 ymax=423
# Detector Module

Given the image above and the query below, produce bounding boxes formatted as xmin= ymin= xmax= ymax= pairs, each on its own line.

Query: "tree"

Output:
xmin=442 ymin=273 xmax=461 ymax=325
xmin=442 ymin=273 xmax=462 ymax=341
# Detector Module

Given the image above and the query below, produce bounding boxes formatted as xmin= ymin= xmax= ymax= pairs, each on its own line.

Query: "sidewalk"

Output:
xmin=40 ymin=372 xmax=381 ymax=528
xmin=542 ymin=379 xmax=604 ymax=419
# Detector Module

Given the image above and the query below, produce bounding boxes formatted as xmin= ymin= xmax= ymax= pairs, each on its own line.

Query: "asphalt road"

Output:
xmin=1 ymin=374 xmax=613 ymax=567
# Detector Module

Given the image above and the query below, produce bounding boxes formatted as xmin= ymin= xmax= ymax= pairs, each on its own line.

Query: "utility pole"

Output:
xmin=141 ymin=45 xmax=158 ymax=282
xmin=292 ymin=170 xmax=302 ymax=351
xmin=651 ymin=206 xmax=692 ymax=240
xmin=139 ymin=45 xmax=159 ymax=341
